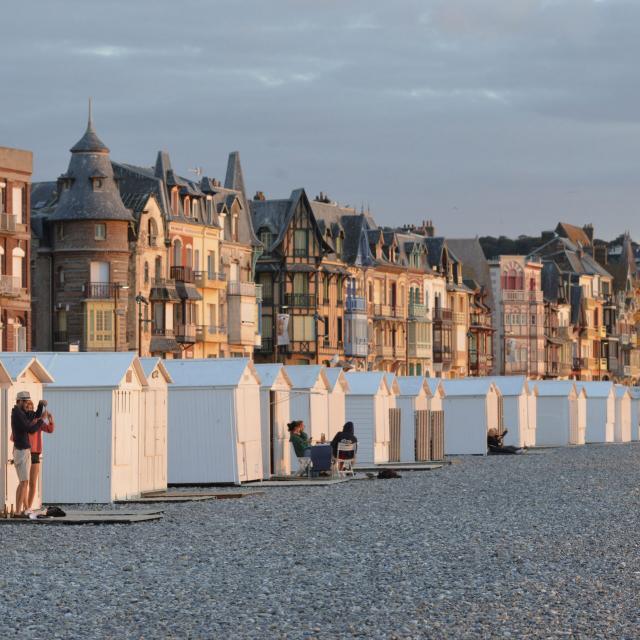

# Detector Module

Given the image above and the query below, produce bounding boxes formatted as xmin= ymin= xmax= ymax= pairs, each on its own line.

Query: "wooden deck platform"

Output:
xmin=257 ymin=477 xmax=356 ymax=487
xmin=0 ymin=509 xmax=163 ymax=525
xmin=116 ymin=491 xmax=263 ymax=504
xmin=354 ymin=462 xmax=444 ymax=472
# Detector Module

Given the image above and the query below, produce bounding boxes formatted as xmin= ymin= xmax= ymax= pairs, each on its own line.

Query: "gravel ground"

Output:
xmin=2 ymin=444 xmax=640 ymax=639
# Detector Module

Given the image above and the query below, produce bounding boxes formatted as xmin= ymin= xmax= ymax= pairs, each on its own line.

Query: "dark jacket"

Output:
xmin=290 ymin=431 xmax=311 ymax=457
xmin=11 ymin=404 xmax=44 ymax=450
xmin=331 ymin=423 xmax=358 ymax=459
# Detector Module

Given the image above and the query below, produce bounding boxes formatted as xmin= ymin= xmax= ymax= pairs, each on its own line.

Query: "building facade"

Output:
xmin=0 ymin=146 xmax=32 ymax=350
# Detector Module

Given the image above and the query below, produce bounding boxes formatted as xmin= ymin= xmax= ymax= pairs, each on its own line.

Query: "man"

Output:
xmin=25 ymin=399 xmax=55 ymax=511
xmin=11 ymin=391 xmax=44 ymax=516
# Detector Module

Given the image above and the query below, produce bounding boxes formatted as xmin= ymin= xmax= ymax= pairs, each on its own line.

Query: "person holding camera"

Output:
xmin=24 ymin=398 xmax=55 ymax=511
xmin=10 ymin=392 xmax=45 ymax=517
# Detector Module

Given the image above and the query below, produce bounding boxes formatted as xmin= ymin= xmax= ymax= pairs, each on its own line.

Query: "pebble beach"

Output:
xmin=2 ymin=444 xmax=640 ymax=639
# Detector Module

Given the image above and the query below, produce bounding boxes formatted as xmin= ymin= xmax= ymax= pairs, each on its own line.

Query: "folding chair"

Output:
xmin=335 ymin=442 xmax=356 ymax=478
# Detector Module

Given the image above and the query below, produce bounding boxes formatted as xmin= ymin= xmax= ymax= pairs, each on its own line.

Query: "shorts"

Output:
xmin=13 ymin=448 xmax=31 ymax=482
xmin=31 ymin=452 xmax=41 ymax=464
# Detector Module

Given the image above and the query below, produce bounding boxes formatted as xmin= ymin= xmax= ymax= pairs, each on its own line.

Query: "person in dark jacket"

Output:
xmin=11 ymin=391 xmax=44 ymax=516
xmin=331 ymin=421 xmax=358 ymax=465
xmin=487 ymin=428 xmax=523 ymax=455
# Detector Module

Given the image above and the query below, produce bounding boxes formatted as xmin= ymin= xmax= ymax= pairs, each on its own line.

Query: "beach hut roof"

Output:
xmin=32 ymin=352 xmax=146 ymax=388
xmin=615 ymin=384 xmax=631 ymax=399
xmin=165 ymin=358 xmax=259 ymax=388
xmin=254 ymin=363 xmax=293 ymax=390
xmin=629 ymin=387 xmax=640 ymax=399
xmin=576 ymin=381 xmax=614 ymax=398
xmin=534 ymin=380 xmax=578 ymax=397
xmin=284 ymin=365 xmax=330 ymax=391
xmin=425 ymin=378 xmax=446 ymax=398
xmin=395 ymin=376 xmax=431 ymax=397
xmin=0 ymin=355 xmax=54 ymax=384
xmin=440 ymin=378 xmax=499 ymax=397
xmin=344 ymin=371 xmax=397 ymax=395
xmin=139 ymin=357 xmax=173 ymax=383
xmin=486 ymin=376 xmax=529 ymax=397
xmin=323 ymin=367 xmax=350 ymax=393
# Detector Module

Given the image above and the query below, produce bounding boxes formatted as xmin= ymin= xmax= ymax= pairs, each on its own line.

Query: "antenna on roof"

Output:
xmin=189 ymin=167 xmax=203 ymax=178
xmin=88 ymin=97 xmax=93 ymax=128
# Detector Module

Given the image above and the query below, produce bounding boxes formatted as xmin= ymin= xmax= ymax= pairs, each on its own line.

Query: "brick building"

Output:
xmin=0 ymin=146 xmax=33 ymax=350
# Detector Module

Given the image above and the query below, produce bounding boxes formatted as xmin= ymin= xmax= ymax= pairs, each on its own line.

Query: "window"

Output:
xmin=155 ymin=256 xmax=162 ymax=280
xmin=259 ymin=273 xmax=273 ymax=301
xmin=171 ymin=189 xmax=179 ymax=216
xmin=186 ymin=245 xmax=193 ymax=268
xmin=194 ymin=249 xmax=200 ymax=271
xmin=92 ymin=178 xmax=103 ymax=191
xmin=57 ymin=267 xmax=65 ymax=286
xmin=230 ymin=262 xmax=240 ymax=282
xmin=173 ymin=239 xmax=182 ymax=266
xmin=0 ymin=181 xmax=5 ymax=213
xmin=337 ymin=275 xmax=344 ymax=303
xmin=292 ymin=316 xmax=315 ymax=340
xmin=12 ymin=187 xmax=23 ymax=224
xmin=184 ymin=198 xmax=191 ymax=217
xmin=192 ymin=200 xmax=199 ymax=218
xmin=88 ymin=307 xmax=113 ymax=344
xmin=337 ymin=317 xmax=343 ymax=343
xmin=335 ymin=234 xmax=343 ymax=257
xmin=57 ymin=309 xmax=67 ymax=332
xmin=12 ymin=247 xmax=24 ymax=288
xmin=56 ymin=223 xmax=64 ymax=241
xmin=144 ymin=262 xmax=149 ymax=284
xmin=148 ymin=219 xmax=158 ymax=246
xmin=207 ymin=251 xmax=216 ymax=278
xmin=293 ymin=273 xmax=307 ymax=294
xmin=95 ymin=223 xmax=107 ymax=240
xmin=323 ymin=275 xmax=329 ymax=302
xmin=259 ymin=229 xmax=273 ymax=252
xmin=294 ymin=229 xmax=308 ymax=256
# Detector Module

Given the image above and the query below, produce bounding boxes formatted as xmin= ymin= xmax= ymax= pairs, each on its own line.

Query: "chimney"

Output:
xmin=594 ymin=241 xmax=608 ymax=266
xmin=583 ymin=223 xmax=594 ymax=244
xmin=253 ymin=191 xmax=266 ymax=201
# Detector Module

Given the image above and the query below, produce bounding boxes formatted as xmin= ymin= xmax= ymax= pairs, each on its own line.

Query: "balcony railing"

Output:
xmin=84 ymin=281 xmax=118 ymax=299
xmin=408 ymin=341 xmax=431 ymax=358
xmin=259 ymin=337 xmax=274 ymax=353
xmin=408 ymin=302 xmax=428 ymax=319
xmin=432 ymin=308 xmax=452 ymax=322
xmin=283 ymin=293 xmax=316 ymax=308
xmin=433 ymin=346 xmax=453 ymax=364
xmin=503 ymin=290 xmax=543 ymax=302
xmin=175 ymin=323 xmax=197 ymax=343
xmin=152 ymin=327 xmax=175 ymax=337
xmin=573 ymin=357 xmax=586 ymax=370
xmin=170 ymin=266 xmax=194 ymax=283
xmin=53 ymin=331 xmax=68 ymax=343
xmin=470 ymin=314 xmax=492 ymax=328
xmin=0 ymin=213 xmax=17 ymax=233
xmin=452 ymin=311 xmax=466 ymax=324
xmin=345 ymin=296 xmax=367 ymax=313
xmin=0 ymin=274 xmax=21 ymax=296
xmin=374 ymin=344 xmax=394 ymax=358
xmin=194 ymin=271 xmax=226 ymax=287
xmin=227 ymin=281 xmax=257 ymax=297
xmin=370 ymin=303 xmax=403 ymax=318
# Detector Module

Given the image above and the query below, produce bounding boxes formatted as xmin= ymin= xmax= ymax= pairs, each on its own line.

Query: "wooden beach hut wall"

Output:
xmin=284 ymin=365 xmax=331 ymax=442
xmin=576 ymin=381 xmax=615 ymax=443
xmin=614 ymin=385 xmax=632 ymax=443
xmin=440 ymin=379 xmax=502 ymax=455
xmin=254 ymin=364 xmax=293 ymax=479
xmin=323 ymin=367 xmax=349 ymax=440
xmin=630 ymin=388 xmax=640 ymax=441
xmin=395 ymin=377 xmax=431 ymax=463
xmin=165 ymin=358 xmax=262 ymax=485
xmin=139 ymin=358 xmax=172 ymax=494
xmin=488 ymin=376 xmax=535 ymax=448
xmin=344 ymin=371 xmax=399 ymax=465
xmin=534 ymin=381 xmax=584 ymax=447
xmin=37 ymin=352 xmax=147 ymax=503
xmin=0 ymin=356 xmax=53 ymax=511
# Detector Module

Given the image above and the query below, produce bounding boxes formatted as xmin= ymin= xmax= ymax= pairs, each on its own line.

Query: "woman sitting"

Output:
xmin=331 ymin=421 xmax=358 ymax=470
xmin=487 ymin=428 xmax=523 ymax=455
xmin=288 ymin=420 xmax=313 ymax=475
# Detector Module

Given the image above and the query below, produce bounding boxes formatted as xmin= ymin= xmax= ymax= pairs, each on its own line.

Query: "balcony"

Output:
xmin=196 ymin=324 xmax=226 ymax=342
xmin=258 ymin=337 xmax=274 ymax=354
xmin=433 ymin=346 xmax=453 ymax=364
xmin=470 ymin=313 xmax=492 ymax=328
xmin=452 ymin=311 xmax=466 ymax=325
xmin=345 ymin=296 xmax=367 ymax=313
xmin=194 ymin=270 xmax=226 ymax=289
xmin=344 ymin=337 xmax=368 ymax=358
xmin=0 ymin=274 xmax=21 ymax=297
xmin=394 ymin=344 xmax=406 ymax=358
xmin=408 ymin=341 xmax=431 ymax=359
xmin=170 ymin=266 xmax=194 ymax=283
xmin=227 ymin=281 xmax=257 ymax=297
xmin=408 ymin=302 xmax=429 ymax=319
xmin=573 ymin=357 xmax=586 ymax=370
xmin=284 ymin=293 xmax=316 ymax=308
xmin=53 ymin=331 xmax=68 ymax=343
xmin=374 ymin=344 xmax=394 ymax=358
xmin=503 ymin=290 xmax=543 ymax=303
xmin=175 ymin=323 xmax=197 ymax=343
xmin=432 ymin=308 xmax=452 ymax=322
xmin=152 ymin=327 xmax=175 ymax=338
xmin=84 ymin=281 xmax=118 ymax=299
xmin=0 ymin=213 xmax=19 ymax=234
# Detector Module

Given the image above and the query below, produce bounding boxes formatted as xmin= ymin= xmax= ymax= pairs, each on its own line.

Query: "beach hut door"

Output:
xmin=430 ymin=411 xmax=444 ymax=460
xmin=415 ymin=410 xmax=430 ymax=461
xmin=388 ymin=409 xmax=401 ymax=462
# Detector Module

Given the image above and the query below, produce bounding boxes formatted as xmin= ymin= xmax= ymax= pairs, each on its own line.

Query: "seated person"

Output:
xmin=487 ymin=428 xmax=523 ymax=454
xmin=288 ymin=420 xmax=312 ymax=475
xmin=331 ymin=421 xmax=358 ymax=467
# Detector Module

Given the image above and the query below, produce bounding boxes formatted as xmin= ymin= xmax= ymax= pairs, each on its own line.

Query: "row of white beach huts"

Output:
xmin=1 ymin=353 xmax=640 ymax=506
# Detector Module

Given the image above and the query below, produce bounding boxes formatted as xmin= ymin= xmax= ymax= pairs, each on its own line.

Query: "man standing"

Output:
xmin=11 ymin=391 xmax=44 ymax=516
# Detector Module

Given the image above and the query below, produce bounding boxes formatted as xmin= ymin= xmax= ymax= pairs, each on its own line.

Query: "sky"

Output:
xmin=2 ymin=0 xmax=639 ymax=239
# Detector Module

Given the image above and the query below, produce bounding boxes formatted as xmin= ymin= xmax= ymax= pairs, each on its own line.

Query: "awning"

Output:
xmin=287 ymin=264 xmax=316 ymax=273
xmin=175 ymin=282 xmax=203 ymax=301
xmin=150 ymin=284 xmax=180 ymax=302
xmin=256 ymin=263 xmax=280 ymax=273
xmin=321 ymin=265 xmax=349 ymax=275
xmin=150 ymin=336 xmax=180 ymax=354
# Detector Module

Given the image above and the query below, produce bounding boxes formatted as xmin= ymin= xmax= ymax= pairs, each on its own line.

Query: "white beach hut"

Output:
xmin=576 ymin=381 xmax=615 ymax=443
xmin=0 ymin=356 xmax=54 ymax=511
xmin=37 ymin=352 xmax=148 ymax=503
xmin=165 ymin=358 xmax=262 ymax=485
xmin=139 ymin=358 xmax=172 ymax=494
xmin=394 ymin=377 xmax=431 ymax=463
xmin=534 ymin=381 xmax=585 ymax=447
xmin=344 ymin=371 xmax=399 ymax=465
xmin=630 ymin=388 xmax=640 ymax=441
xmin=488 ymin=376 xmax=535 ymax=448
xmin=440 ymin=379 xmax=503 ymax=455
xmin=254 ymin=364 xmax=293 ymax=478
xmin=324 ymin=368 xmax=350 ymax=440
xmin=284 ymin=365 xmax=331 ymax=442
xmin=614 ymin=385 xmax=632 ymax=443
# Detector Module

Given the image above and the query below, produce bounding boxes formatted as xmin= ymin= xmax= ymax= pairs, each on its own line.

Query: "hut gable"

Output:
xmin=344 ymin=371 xmax=395 ymax=396
xmin=323 ymin=367 xmax=349 ymax=393
xmin=576 ymin=381 xmax=614 ymax=399
xmin=285 ymin=365 xmax=330 ymax=392
xmin=487 ymin=376 xmax=528 ymax=397
xmin=165 ymin=357 xmax=259 ymax=388
xmin=0 ymin=355 xmax=53 ymax=384
xmin=254 ymin=363 xmax=293 ymax=390
xmin=395 ymin=376 xmax=432 ymax=399
xmin=139 ymin=357 xmax=173 ymax=384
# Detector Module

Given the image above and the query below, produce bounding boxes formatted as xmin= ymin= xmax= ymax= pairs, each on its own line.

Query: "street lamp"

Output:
xmin=113 ymin=283 xmax=130 ymax=352
xmin=135 ymin=293 xmax=150 ymax=357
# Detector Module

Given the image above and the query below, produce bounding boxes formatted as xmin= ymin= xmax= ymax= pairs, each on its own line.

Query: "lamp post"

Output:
xmin=135 ymin=293 xmax=150 ymax=357
xmin=113 ymin=283 xmax=130 ymax=352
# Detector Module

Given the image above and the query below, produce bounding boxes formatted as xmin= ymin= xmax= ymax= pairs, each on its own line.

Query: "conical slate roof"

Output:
xmin=50 ymin=106 xmax=133 ymax=223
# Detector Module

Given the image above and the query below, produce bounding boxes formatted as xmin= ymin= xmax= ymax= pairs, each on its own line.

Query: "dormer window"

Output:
xmin=258 ymin=228 xmax=273 ymax=253
xmin=192 ymin=200 xmax=199 ymax=218
xmin=92 ymin=178 xmax=103 ymax=191
xmin=95 ymin=223 xmax=107 ymax=240
xmin=335 ymin=234 xmax=344 ymax=257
